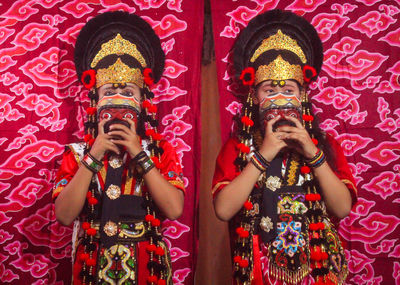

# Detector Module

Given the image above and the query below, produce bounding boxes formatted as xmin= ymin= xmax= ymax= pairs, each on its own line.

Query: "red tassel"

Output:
xmin=82 ymin=222 xmax=90 ymax=230
xmin=236 ymin=227 xmax=244 ymax=235
xmin=301 ymin=165 xmax=311 ymax=174
xmin=88 ymin=197 xmax=98 ymax=205
xmin=143 ymin=100 xmax=152 ymax=109
xmin=239 ymin=230 xmax=249 ymax=238
xmin=84 ymin=134 xmax=92 ymax=142
xmin=86 ymin=107 xmax=97 ymax=115
xmin=146 ymin=244 xmax=157 ymax=253
xmin=145 ymin=214 xmax=154 ymax=222
xmin=150 ymin=156 xmax=162 ymax=168
xmin=151 ymin=218 xmax=161 ymax=227
xmin=302 ymin=114 xmax=314 ymax=122
xmin=233 ymin=255 xmax=242 ymax=263
xmin=79 ymin=253 xmax=89 ymax=261
xmin=155 ymin=246 xmax=165 ymax=256
xmin=152 ymin=132 xmax=163 ymax=141
xmin=86 ymin=228 xmax=97 ymax=236
xmin=239 ymin=259 xmax=249 ymax=268
xmin=86 ymin=258 xmax=96 ymax=266
xmin=147 ymin=275 xmax=158 ymax=284
xmin=243 ymin=201 xmax=253 ymax=210
xmin=145 ymin=128 xmax=155 ymax=137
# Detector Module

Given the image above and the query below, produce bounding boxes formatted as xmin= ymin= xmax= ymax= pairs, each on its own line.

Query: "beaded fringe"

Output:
xmin=269 ymin=263 xmax=310 ymax=285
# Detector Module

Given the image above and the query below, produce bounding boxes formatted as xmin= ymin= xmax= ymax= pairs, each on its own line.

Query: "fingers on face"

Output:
xmin=266 ymin=115 xmax=281 ymax=133
xmin=98 ymin=119 xmax=106 ymax=135
xmin=125 ymin=118 xmax=136 ymax=131
xmin=110 ymin=123 xmax=131 ymax=134
xmin=285 ymin=116 xmax=303 ymax=128
xmin=108 ymin=130 xmax=129 ymax=140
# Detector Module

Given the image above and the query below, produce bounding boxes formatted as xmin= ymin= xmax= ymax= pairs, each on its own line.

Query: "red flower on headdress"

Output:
xmin=81 ymin=69 xmax=96 ymax=89
xmin=239 ymin=67 xmax=255 ymax=86
xmin=302 ymin=65 xmax=317 ymax=83
xmin=143 ymin=68 xmax=154 ymax=86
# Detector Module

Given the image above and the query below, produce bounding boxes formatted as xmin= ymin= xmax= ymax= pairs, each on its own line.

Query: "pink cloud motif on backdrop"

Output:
xmin=219 ymin=2 xmax=280 ymax=39
xmin=379 ymin=26 xmax=400 ymax=47
xmin=363 ymin=141 xmax=400 ymax=166
xmin=312 ymin=13 xmax=349 ymax=42
xmin=0 ymin=140 xmax=64 ymax=180
xmin=143 ymin=14 xmax=187 ymax=39
xmin=163 ymin=59 xmax=188 ymax=79
xmin=59 ymin=1 xmax=95 ymax=17
xmin=173 ymin=267 xmax=191 ymax=285
xmin=363 ymin=171 xmax=400 ymax=200
xmin=133 ymin=0 xmax=183 ymax=12
xmin=151 ymin=77 xmax=187 ymax=103
xmin=348 ymin=7 xmax=397 ymax=38
xmin=19 ymin=47 xmax=76 ymax=89
xmin=364 ymin=239 xmax=397 ymax=255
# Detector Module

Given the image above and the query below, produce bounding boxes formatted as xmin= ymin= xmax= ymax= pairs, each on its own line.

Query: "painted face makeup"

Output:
xmin=98 ymin=93 xmax=140 ymax=120
xmin=97 ymin=93 xmax=141 ymax=136
xmin=259 ymin=92 xmax=302 ymax=129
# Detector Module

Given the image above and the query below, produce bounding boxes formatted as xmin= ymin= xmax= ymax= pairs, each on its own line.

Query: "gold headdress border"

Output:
xmin=90 ymin=34 xmax=147 ymax=69
xmin=255 ymin=55 xmax=304 ymax=86
xmin=250 ymin=30 xmax=307 ymax=64
xmin=96 ymin=58 xmax=144 ymax=88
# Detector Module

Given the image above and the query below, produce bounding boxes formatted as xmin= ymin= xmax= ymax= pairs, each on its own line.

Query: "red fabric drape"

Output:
xmin=0 ymin=1 xmax=202 ymax=283
xmin=211 ymin=1 xmax=400 ymax=284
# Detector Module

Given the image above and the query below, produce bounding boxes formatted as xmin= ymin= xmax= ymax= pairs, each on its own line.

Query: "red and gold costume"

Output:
xmin=53 ymin=11 xmax=183 ymax=285
xmin=53 ymin=140 xmax=184 ymax=284
xmin=214 ymin=9 xmax=358 ymax=285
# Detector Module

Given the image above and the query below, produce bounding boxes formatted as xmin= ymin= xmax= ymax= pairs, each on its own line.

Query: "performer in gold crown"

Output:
xmin=212 ymin=10 xmax=357 ymax=285
xmin=53 ymin=11 xmax=185 ymax=285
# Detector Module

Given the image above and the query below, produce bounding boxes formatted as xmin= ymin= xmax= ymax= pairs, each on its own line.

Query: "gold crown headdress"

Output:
xmin=90 ymin=34 xmax=147 ymax=68
xmin=96 ymin=58 xmax=144 ymax=88
xmin=90 ymin=34 xmax=147 ymax=88
xmin=251 ymin=30 xmax=307 ymax=64
xmin=255 ymin=55 xmax=304 ymax=85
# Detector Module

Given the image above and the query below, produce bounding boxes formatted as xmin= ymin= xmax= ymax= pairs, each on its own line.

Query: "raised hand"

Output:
xmin=107 ymin=118 xmax=143 ymax=157
xmin=89 ymin=119 xmax=121 ymax=160
xmin=259 ymin=115 xmax=288 ymax=162
xmin=277 ymin=116 xmax=318 ymax=159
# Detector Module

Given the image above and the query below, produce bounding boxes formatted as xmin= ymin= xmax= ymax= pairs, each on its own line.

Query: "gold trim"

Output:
xmin=106 ymin=184 xmax=121 ymax=200
xmin=119 ymin=222 xmax=145 ymax=239
xmin=52 ymin=186 xmax=63 ymax=198
xmin=104 ymin=221 xmax=118 ymax=236
xmin=68 ymin=144 xmax=81 ymax=164
xmin=251 ymin=30 xmax=307 ymax=64
xmin=125 ymin=175 xmax=133 ymax=195
xmin=108 ymin=155 xmax=123 ymax=169
xmin=91 ymin=33 xmax=146 ymax=68
xmin=96 ymin=58 xmax=144 ymax=88
xmin=168 ymin=180 xmax=185 ymax=191
xmin=260 ymin=216 xmax=273 ymax=232
xmin=255 ymin=55 xmax=304 ymax=86
xmin=211 ymin=181 xmax=230 ymax=195
xmin=158 ymin=240 xmax=173 ymax=284
xmin=99 ymin=244 xmax=135 ymax=284
xmin=265 ymin=176 xmax=281 ymax=191
xmin=342 ymin=179 xmax=357 ymax=194
xmin=286 ymin=154 xmax=300 ymax=186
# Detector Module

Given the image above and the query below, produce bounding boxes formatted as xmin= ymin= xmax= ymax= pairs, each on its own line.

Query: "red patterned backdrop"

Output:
xmin=0 ymin=0 xmax=202 ymax=284
xmin=211 ymin=0 xmax=400 ymax=284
